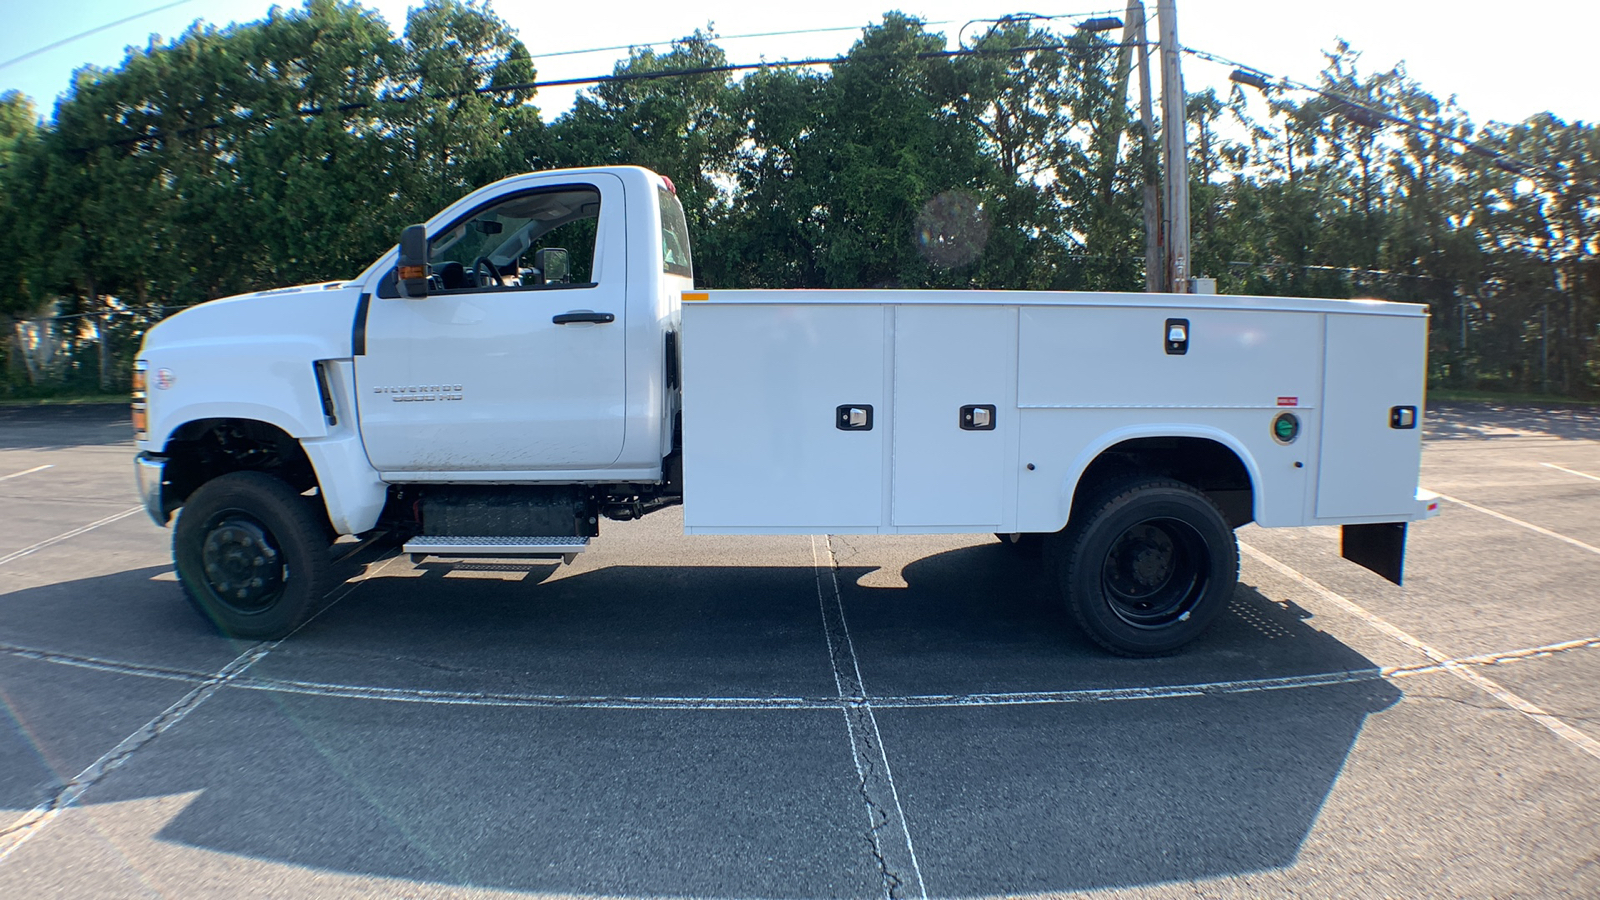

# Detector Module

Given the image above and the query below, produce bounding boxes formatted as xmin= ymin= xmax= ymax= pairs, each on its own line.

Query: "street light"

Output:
xmin=1228 ymin=69 xmax=1270 ymax=91
xmin=1078 ymin=16 xmax=1124 ymax=32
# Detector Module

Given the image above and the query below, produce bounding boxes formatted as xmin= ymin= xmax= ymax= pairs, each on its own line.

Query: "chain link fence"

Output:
xmin=4 ymin=295 xmax=1593 ymax=402
xmin=3 ymin=306 xmax=175 ymax=400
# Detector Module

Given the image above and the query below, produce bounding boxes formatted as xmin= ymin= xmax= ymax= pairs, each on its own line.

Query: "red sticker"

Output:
xmin=1276 ymin=396 xmax=1298 ymax=406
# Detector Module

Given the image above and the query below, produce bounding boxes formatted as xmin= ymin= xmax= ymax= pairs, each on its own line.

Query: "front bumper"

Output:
xmin=134 ymin=452 xmax=169 ymax=526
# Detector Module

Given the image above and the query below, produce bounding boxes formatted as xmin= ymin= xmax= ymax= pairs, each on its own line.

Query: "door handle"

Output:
xmin=552 ymin=311 xmax=615 ymax=325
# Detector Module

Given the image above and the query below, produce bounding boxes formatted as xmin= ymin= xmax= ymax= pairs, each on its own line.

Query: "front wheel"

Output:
xmin=173 ymin=471 xmax=334 ymax=639
xmin=1052 ymin=478 xmax=1238 ymax=656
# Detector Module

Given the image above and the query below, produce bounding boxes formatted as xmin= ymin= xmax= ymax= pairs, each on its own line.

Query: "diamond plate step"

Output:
xmin=403 ymin=535 xmax=591 ymax=560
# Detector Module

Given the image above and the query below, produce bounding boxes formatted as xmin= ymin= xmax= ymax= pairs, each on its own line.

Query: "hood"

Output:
xmin=141 ymin=282 xmax=365 ymax=360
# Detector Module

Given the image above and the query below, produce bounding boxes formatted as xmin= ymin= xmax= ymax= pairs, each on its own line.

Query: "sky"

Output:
xmin=1 ymin=0 xmax=1596 ymax=129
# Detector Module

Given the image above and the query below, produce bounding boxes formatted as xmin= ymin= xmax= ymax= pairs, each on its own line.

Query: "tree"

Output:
xmin=550 ymin=29 xmax=739 ymax=252
xmin=800 ymin=13 xmax=988 ymax=289
xmin=0 ymin=91 xmax=44 ymax=319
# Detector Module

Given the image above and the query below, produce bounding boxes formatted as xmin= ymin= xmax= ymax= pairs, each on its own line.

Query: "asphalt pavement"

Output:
xmin=0 ymin=401 xmax=1596 ymax=898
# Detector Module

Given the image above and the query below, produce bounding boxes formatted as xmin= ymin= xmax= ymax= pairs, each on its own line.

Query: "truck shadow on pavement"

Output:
xmin=1 ymin=541 xmax=1399 ymax=897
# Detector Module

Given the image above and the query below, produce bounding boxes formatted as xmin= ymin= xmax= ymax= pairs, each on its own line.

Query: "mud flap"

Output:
xmin=1341 ymin=522 xmax=1407 ymax=585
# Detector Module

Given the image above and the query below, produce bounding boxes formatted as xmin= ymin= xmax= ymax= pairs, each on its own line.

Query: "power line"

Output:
xmin=1184 ymin=46 xmax=1560 ymax=182
xmin=0 ymin=0 xmax=193 ymax=71
xmin=391 ymin=23 xmax=896 ymax=82
xmin=401 ymin=9 xmax=1126 ymax=81
xmin=79 ymin=38 xmax=1144 ymax=152
xmin=956 ymin=9 xmax=1130 ymax=47
xmin=528 ymin=23 xmax=916 ymax=61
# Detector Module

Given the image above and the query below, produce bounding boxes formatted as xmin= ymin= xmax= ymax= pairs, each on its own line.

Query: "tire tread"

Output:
xmin=173 ymin=471 xmax=333 ymax=639
xmin=1053 ymin=477 xmax=1238 ymax=656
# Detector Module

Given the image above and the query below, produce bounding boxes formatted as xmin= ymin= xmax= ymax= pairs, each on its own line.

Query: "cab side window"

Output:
xmin=381 ymin=186 xmax=602 ymax=298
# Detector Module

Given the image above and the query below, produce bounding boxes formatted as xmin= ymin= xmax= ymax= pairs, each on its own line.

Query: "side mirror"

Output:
xmin=534 ymin=247 xmax=570 ymax=284
xmin=397 ymin=224 xmax=429 ymax=298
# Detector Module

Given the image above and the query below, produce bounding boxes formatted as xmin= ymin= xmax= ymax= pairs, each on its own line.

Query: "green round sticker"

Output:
xmin=1273 ymin=412 xmax=1300 ymax=444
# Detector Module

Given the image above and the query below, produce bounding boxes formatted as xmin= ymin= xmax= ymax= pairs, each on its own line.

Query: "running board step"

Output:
xmin=403 ymin=535 xmax=590 ymax=563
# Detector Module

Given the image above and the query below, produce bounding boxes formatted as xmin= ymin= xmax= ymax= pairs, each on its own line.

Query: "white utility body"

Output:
xmin=132 ymin=166 xmax=1437 ymax=655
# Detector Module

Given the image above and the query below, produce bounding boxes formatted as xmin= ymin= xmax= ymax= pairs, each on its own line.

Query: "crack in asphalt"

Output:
xmin=1402 ymin=690 xmax=1600 ymax=725
xmin=815 ymin=534 xmax=927 ymax=900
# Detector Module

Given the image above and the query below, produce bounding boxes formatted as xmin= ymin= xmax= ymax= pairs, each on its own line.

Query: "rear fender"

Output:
xmin=1057 ymin=424 xmax=1264 ymax=529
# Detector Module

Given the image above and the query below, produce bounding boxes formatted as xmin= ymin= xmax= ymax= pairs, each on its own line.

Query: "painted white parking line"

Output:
xmin=1242 ymin=542 xmax=1600 ymax=763
xmin=9 ymin=634 xmax=1596 ymax=712
xmin=814 ymin=534 xmax=928 ymax=900
xmin=0 ymin=552 xmax=403 ymax=864
xmin=0 ymin=642 xmax=212 ymax=683
xmin=1431 ymin=491 xmax=1600 ymax=558
xmin=0 ymin=465 xmax=52 ymax=482
xmin=234 ymin=671 xmax=1385 ymax=708
xmin=1542 ymin=462 xmax=1600 ymax=483
xmin=0 ymin=506 xmax=143 ymax=567
xmin=0 ymin=644 xmax=272 ymax=862
xmin=0 ymin=639 xmax=1392 ymax=709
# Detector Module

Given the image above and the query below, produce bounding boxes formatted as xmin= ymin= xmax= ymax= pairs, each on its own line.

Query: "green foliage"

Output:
xmin=548 ymin=28 xmax=738 ymax=245
xmin=1 ymin=4 xmax=1597 ymax=397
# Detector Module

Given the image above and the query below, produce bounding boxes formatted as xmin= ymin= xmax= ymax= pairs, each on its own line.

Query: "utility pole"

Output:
xmin=1130 ymin=2 xmax=1162 ymax=293
xmin=1096 ymin=7 xmax=1138 ymax=202
xmin=1156 ymin=0 xmax=1190 ymax=293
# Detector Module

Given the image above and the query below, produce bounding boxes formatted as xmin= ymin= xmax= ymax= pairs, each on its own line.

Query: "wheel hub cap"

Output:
xmin=1101 ymin=518 xmax=1208 ymax=628
xmin=200 ymin=516 xmax=284 ymax=612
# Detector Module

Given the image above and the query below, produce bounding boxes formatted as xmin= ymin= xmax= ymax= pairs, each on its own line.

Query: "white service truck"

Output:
xmin=132 ymin=165 xmax=1438 ymax=655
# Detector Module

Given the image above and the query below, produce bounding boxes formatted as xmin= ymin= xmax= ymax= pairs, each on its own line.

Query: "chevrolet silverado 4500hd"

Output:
xmin=132 ymin=165 xmax=1438 ymax=655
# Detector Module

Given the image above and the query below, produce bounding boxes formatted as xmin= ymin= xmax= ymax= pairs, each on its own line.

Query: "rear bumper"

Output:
xmin=134 ymin=452 xmax=169 ymax=526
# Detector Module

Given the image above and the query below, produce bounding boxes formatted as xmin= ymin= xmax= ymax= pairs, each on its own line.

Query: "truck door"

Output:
xmin=356 ymin=174 xmax=629 ymax=474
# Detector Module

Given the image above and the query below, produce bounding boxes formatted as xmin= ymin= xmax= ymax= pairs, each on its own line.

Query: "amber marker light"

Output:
xmin=132 ymin=360 xmax=149 ymax=440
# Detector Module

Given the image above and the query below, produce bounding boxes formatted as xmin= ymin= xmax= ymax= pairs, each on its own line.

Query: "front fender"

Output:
xmin=143 ymin=344 xmax=337 ymax=449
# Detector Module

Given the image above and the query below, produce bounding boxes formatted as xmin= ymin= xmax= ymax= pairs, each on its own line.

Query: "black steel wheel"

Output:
xmin=1052 ymin=478 xmax=1237 ymax=656
xmin=173 ymin=471 xmax=333 ymax=639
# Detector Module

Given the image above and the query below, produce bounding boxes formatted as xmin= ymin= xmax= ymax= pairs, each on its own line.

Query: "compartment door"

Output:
xmin=682 ymin=303 xmax=887 ymax=530
xmin=1316 ymin=314 xmax=1427 ymax=519
xmin=892 ymin=306 xmax=1013 ymax=528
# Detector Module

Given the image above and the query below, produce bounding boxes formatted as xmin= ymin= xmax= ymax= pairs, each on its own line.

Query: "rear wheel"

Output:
xmin=1052 ymin=478 xmax=1237 ymax=656
xmin=173 ymin=471 xmax=333 ymax=639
